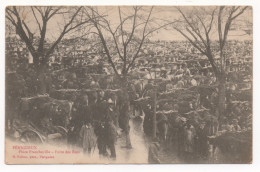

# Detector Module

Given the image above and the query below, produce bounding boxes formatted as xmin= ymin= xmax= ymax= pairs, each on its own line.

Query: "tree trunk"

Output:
xmin=35 ymin=62 xmax=47 ymax=94
xmin=152 ymin=87 xmax=157 ymax=139
xmin=118 ymin=75 xmax=132 ymax=148
xmin=218 ymin=74 xmax=226 ymax=121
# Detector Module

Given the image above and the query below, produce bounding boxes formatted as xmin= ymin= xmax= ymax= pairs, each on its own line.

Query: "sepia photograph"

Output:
xmin=4 ymin=5 xmax=252 ymax=164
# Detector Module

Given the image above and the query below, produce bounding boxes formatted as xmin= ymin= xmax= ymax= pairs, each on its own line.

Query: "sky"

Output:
xmin=6 ymin=6 xmax=253 ymax=42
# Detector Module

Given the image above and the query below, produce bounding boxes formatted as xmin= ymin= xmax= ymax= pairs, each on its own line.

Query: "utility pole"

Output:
xmin=152 ymin=69 xmax=159 ymax=140
xmin=152 ymin=85 xmax=157 ymax=139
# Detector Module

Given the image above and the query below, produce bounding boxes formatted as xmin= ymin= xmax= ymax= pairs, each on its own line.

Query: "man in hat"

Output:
xmin=93 ymin=91 xmax=109 ymax=158
xmin=196 ymin=121 xmax=208 ymax=159
xmin=95 ymin=121 xmax=108 ymax=158
xmin=143 ymin=103 xmax=154 ymax=136
xmin=101 ymin=98 xmax=117 ymax=159
xmin=106 ymin=98 xmax=118 ymax=127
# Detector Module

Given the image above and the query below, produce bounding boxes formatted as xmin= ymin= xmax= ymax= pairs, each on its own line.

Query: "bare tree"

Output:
xmin=83 ymin=6 xmax=175 ymax=82
xmin=82 ymin=6 xmax=175 ymax=147
xmin=6 ymin=6 xmax=90 ymax=93
xmin=172 ymin=6 xmax=249 ymax=119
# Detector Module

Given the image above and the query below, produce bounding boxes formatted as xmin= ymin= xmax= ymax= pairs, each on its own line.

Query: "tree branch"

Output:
xmin=176 ymin=7 xmax=207 ymax=48
xmin=207 ymin=8 xmax=216 ymax=33
xmin=124 ymin=6 xmax=138 ymax=46
xmin=87 ymin=7 xmax=119 ymax=76
xmin=174 ymin=27 xmax=206 ymax=55
xmin=45 ymin=7 xmax=87 ymax=59
xmin=126 ymin=7 xmax=153 ymax=73
xmin=118 ymin=7 xmax=125 ymax=46
xmin=231 ymin=6 xmax=248 ymax=20
xmin=31 ymin=7 xmax=42 ymax=32
xmin=11 ymin=7 xmax=36 ymax=57
xmin=47 ymin=7 xmax=62 ymax=20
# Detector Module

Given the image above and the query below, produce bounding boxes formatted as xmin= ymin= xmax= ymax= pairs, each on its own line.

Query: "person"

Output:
xmin=183 ymin=121 xmax=196 ymax=161
xmin=95 ymin=121 xmax=108 ymax=158
xmin=156 ymin=113 xmax=168 ymax=141
xmin=67 ymin=101 xmax=82 ymax=147
xmin=183 ymin=64 xmax=191 ymax=76
xmin=93 ymin=90 xmax=107 ymax=122
xmin=90 ymin=80 xmax=100 ymax=89
xmin=142 ymin=80 xmax=154 ymax=97
xmin=93 ymin=91 xmax=109 ymax=158
xmin=79 ymin=121 xmax=97 ymax=155
xmin=175 ymin=79 xmax=185 ymax=89
xmin=107 ymin=98 xmax=119 ymax=128
xmin=78 ymin=94 xmax=96 ymax=154
xmin=177 ymin=118 xmax=186 ymax=158
xmin=175 ymin=64 xmax=184 ymax=75
xmin=196 ymin=121 xmax=208 ymax=159
xmin=189 ymin=78 xmax=198 ymax=87
xmin=231 ymin=119 xmax=241 ymax=131
xmin=166 ymin=83 xmax=174 ymax=92
xmin=95 ymin=98 xmax=117 ymax=159
xmin=148 ymin=142 xmax=161 ymax=164
xmin=143 ymin=104 xmax=153 ymax=136
xmin=104 ymin=119 xmax=117 ymax=159
xmin=220 ymin=119 xmax=233 ymax=132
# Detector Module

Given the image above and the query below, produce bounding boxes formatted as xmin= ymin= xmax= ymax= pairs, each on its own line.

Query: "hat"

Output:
xmin=108 ymin=98 xmax=113 ymax=104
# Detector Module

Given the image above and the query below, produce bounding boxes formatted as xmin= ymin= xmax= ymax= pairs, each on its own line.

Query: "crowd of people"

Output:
xmin=5 ymin=39 xmax=252 ymax=163
xmin=67 ymin=91 xmax=119 ymax=159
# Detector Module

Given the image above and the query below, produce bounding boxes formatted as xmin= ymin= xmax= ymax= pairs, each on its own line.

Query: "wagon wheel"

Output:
xmin=19 ymin=130 xmax=44 ymax=144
